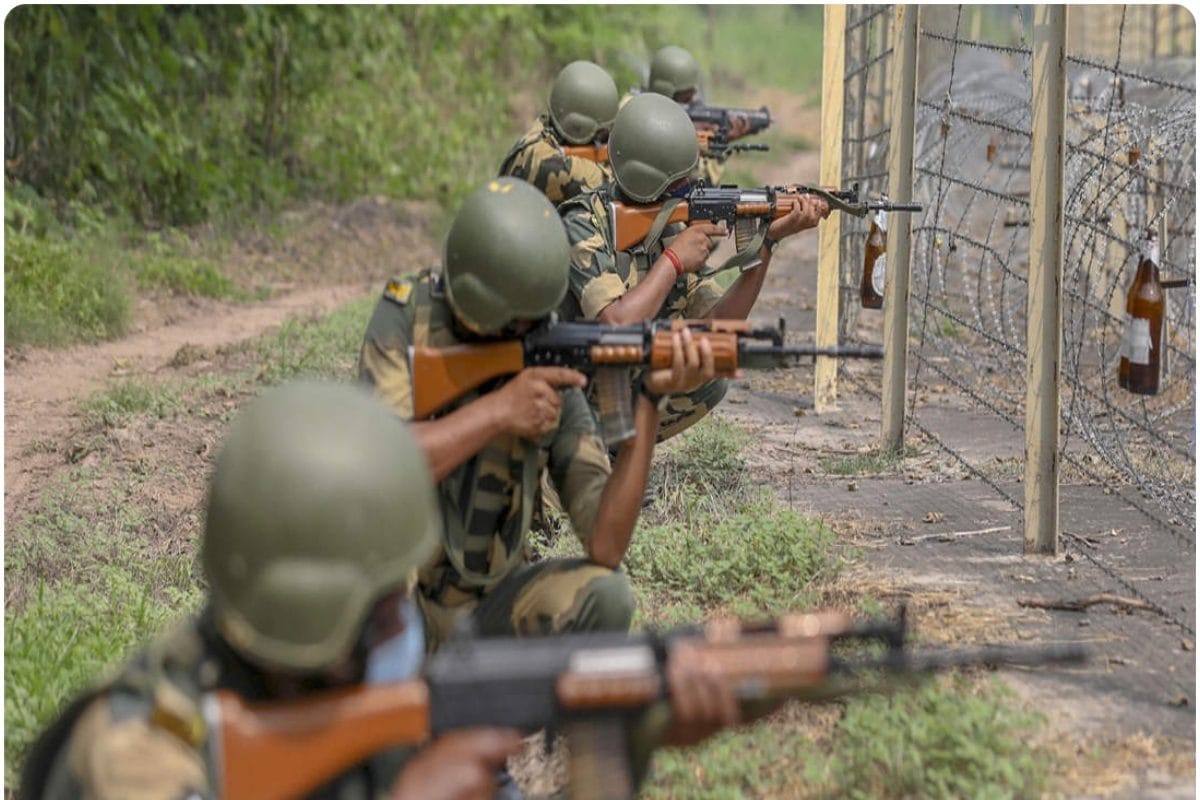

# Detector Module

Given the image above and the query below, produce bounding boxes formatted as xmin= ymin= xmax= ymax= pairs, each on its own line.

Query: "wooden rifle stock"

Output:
xmin=409 ymin=340 xmax=524 ymax=420
xmin=563 ymin=143 xmax=610 ymax=163
xmin=208 ymin=680 xmax=431 ymax=800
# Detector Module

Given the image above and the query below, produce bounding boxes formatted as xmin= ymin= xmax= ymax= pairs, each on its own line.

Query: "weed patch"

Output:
xmin=125 ymin=232 xmax=241 ymax=299
xmin=4 ymin=231 xmax=131 ymax=347
xmin=4 ymin=569 xmax=202 ymax=787
xmin=626 ymin=492 xmax=841 ymax=627
xmin=256 ymin=296 xmax=376 ymax=384
xmin=642 ymin=676 xmax=1051 ymax=800
xmin=818 ymin=447 xmax=913 ymax=476
xmin=81 ymin=379 xmax=183 ymax=427
xmin=818 ymin=676 xmax=1050 ymax=799
xmin=649 ymin=416 xmax=750 ymax=520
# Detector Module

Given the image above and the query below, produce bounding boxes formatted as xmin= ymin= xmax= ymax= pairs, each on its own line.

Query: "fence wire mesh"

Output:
xmin=839 ymin=5 xmax=1195 ymax=635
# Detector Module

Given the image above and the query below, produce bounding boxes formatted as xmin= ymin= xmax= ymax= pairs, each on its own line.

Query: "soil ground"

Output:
xmin=4 ymin=95 xmax=1194 ymax=798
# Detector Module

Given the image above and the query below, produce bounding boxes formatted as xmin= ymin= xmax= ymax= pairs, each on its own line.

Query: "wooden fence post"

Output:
xmin=816 ymin=4 xmax=847 ymax=413
xmin=879 ymin=4 xmax=919 ymax=451
xmin=1024 ymin=5 xmax=1068 ymax=556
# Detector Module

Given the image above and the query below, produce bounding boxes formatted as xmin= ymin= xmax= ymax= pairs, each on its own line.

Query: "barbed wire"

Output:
xmin=838 ymin=4 xmax=1195 ymax=636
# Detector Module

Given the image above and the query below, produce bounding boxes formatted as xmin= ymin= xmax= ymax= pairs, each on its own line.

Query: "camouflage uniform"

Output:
xmin=359 ymin=270 xmax=635 ymax=651
xmin=559 ymin=186 xmax=729 ymax=442
xmin=25 ymin=611 xmax=410 ymax=800
xmin=618 ymin=91 xmax=723 ymax=188
xmin=498 ymin=116 xmax=613 ymax=206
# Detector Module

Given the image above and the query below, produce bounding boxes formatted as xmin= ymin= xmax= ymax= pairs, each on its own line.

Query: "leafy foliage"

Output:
xmin=5 ymin=6 xmax=663 ymax=226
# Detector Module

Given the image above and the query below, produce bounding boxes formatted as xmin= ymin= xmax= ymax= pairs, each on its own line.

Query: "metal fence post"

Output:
xmin=816 ymin=4 xmax=847 ymax=413
xmin=880 ymin=4 xmax=919 ymax=451
xmin=1024 ymin=5 xmax=1068 ymax=556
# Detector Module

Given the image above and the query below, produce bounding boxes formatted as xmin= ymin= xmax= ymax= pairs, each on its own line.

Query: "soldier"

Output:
xmin=358 ymin=177 xmax=715 ymax=652
xmin=498 ymin=60 xmax=618 ymax=205
xmin=640 ymin=45 xmax=754 ymax=187
xmin=19 ymin=382 xmax=527 ymax=800
xmin=559 ymin=93 xmax=829 ymax=441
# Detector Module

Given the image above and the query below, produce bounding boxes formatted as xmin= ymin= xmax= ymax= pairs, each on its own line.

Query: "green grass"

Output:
xmin=626 ymin=492 xmax=841 ymax=626
xmin=125 ymin=231 xmax=242 ymax=299
xmin=80 ymin=379 xmax=183 ymax=427
xmin=642 ymin=677 xmax=1051 ymax=800
xmin=819 ymin=677 xmax=1051 ymax=799
xmin=818 ymin=448 xmax=906 ymax=476
xmin=5 ymin=467 xmax=204 ymax=787
xmin=255 ymin=295 xmax=377 ymax=384
xmin=649 ymin=416 xmax=750 ymax=520
xmin=4 ymin=231 xmax=132 ymax=347
xmin=4 ymin=570 xmax=202 ymax=788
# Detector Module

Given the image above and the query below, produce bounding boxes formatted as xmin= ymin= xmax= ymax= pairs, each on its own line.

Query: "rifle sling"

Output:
xmin=698 ymin=223 xmax=769 ymax=278
xmin=641 ymin=197 xmax=684 ymax=254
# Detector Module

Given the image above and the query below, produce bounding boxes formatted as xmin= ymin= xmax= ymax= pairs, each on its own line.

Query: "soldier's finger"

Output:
xmin=453 ymin=728 xmax=526 ymax=764
xmin=689 ymin=221 xmax=726 ymax=238
xmin=670 ymin=331 xmax=686 ymax=384
xmin=681 ymin=327 xmax=699 ymax=372
xmin=698 ymin=335 xmax=715 ymax=379
xmin=527 ymin=366 xmax=588 ymax=388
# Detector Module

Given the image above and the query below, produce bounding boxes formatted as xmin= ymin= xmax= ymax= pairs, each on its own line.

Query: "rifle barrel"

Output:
xmin=870 ymin=202 xmax=924 ymax=212
xmin=739 ymin=344 xmax=884 ymax=368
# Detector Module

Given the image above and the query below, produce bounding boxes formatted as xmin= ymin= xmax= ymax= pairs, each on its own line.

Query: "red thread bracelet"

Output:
xmin=662 ymin=247 xmax=684 ymax=277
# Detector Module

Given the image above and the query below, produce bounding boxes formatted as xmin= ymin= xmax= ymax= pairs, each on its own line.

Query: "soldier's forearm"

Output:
xmin=596 ymin=259 xmax=678 ymax=326
xmin=586 ymin=395 xmax=658 ymax=568
xmin=413 ymin=395 xmax=509 ymax=481
xmin=707 ymin=256 xmax=769 ymax=321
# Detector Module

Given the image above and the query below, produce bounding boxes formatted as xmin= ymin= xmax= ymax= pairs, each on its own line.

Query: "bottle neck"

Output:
xmin=1135 ymin=239 xmax=1160 ymax=281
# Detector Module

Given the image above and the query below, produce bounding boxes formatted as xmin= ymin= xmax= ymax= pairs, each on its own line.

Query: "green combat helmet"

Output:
xmin=444 ymin=177 xmax=571 ymax=335
xmin=608 ymin=93 xmax=699 ymax=203
xmin=647 ymin=45 xmax=700 ymax=99
xmin=548 ymin=60 xmax=619 ymax=145
xmin=202 ymin=381 xmax=440 ymax=672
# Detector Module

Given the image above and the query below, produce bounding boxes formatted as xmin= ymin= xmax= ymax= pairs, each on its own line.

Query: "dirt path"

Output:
xmin=4 ymin=281 xmax=377 ymax=516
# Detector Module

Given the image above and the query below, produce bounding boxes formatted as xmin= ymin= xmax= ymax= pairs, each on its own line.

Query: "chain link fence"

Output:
xmin=839 ymin=5 xmax=1195 ymax=634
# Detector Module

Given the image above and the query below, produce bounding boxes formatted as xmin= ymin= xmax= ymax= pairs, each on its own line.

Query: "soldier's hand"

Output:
xmin=668 ymin=221 xmax=727 ymax=274
xmin=642 ymin=328 xmax=727 ymax=399
xmin=662 ymin=641 xmax=741 ymax=747
xmin=726 ymin=112 xmax=752 ymax=140
xmin=767 ymin=195 xmax=830 ymax=241
xmin=388 ymin=728 xmax=524 ymax=800
xmin=495 ymin=367 xmax=587 ymax=440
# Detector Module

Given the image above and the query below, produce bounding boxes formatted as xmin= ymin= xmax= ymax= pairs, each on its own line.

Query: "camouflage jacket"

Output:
xmin=558 ymin=186 xmax=724 ymax=323
xmin=23 ymin=610 xmax=407 ymax=800
xmin=358 ymin=270 xmax=611 ymax=604
xmin=498 ymin=115 xmax=612 ymax=206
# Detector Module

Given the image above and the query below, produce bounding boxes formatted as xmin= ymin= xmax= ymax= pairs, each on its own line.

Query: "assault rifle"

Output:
xmin=408 ymin=317 xmax=883 ymax=443
xmin=687 ymin=101 xmax=773 ymax=138
xmin=562 ymin=128 xmax=767 ymax=165
xmin=204 ymin=608 xmax=1086 ymax=800
xmin=696 ymin=128 xmax=770 ymax=162
xmin=612 ymin=182 xmax=923 ymax=274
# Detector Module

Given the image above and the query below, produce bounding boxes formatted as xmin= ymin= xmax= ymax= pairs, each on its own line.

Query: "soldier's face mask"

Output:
xmin=364 ymin=596 xmax=426 ymax=684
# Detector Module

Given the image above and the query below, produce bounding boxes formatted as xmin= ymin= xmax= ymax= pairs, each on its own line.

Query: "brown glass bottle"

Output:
xmin=860 ymin=208 xmax=888 ymax=309
xmin=1118 ymin=229 xmax=1164 ymax=395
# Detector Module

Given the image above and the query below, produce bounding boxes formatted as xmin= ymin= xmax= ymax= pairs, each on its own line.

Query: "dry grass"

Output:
xmin=1049 ymin=731 xmax=1196 ymax=797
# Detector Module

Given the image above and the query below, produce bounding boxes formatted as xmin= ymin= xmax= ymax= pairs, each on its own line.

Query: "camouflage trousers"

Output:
xmin=417 ymin=558 xmax=635 ymax=652
xmin=655 ymin=378 xmax=728 ymax=443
